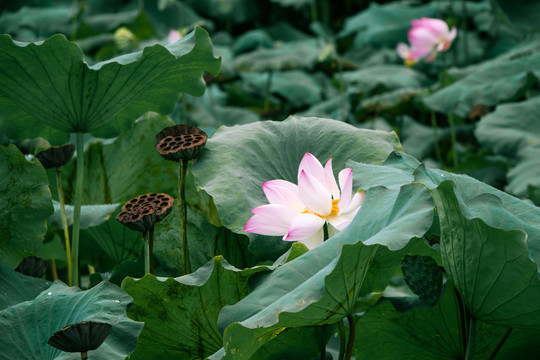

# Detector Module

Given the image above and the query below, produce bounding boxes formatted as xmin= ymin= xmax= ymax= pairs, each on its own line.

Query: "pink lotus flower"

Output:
xmin=397 ymin=18 xmax=457 ymax=65
xmin=168 ymin=30 xmax=182 ymax=44
xmin=244 ymin=153 xmax=365 ymax=249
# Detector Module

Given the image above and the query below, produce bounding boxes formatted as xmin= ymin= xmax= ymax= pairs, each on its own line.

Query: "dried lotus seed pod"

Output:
xmin=155 ymin=125 xmax=207 ymax=162
xmin=35 ymin=144 xmax=75 ymax=169
xmin=47 ymin=321 xmax=112 ymax=355
xmin=116 ymin=193 xmax=174 ymax=232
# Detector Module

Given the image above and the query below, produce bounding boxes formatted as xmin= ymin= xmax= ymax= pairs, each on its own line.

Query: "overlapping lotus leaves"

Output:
xmin=233 ymin=39 xmax=322 ymax=72
xmin=0 ymin=145 xmax=54 ymax=268
xmin=0 ymin=281 xmax=143 ymax=360
xmin=355 ymin=280 xmax=540 ymax=359
xmin=152 ymin=202 xmax=257 ymax=276
xmin=475 ymin=96 xmax=540 ymax=157
xmin=0 ymin=26 xmax=220 ymax=144
xmin=423 ymin=50 xmax=540 ymax=117
xmin=121 ymin=256 xmax=268 ymax=360
xmin=415 ymin=165 xmax=540 ymax=271
xmin=0 ymin=262 xmax=51 ymax=311
xmin=49 ymin=201 xmax=120 ymax=229
xmin=55 ymin=113 xmax=178 ymax=205
xmin=342 ymin=65 xmax=429 ymax=93
xmin=339 ymin=2 xmax=436 ymax=47
xmin=191 ymin=116 xmax=401 ymax=259
xmin=218 ymin=183 xmax=434 ymax=359
xmin=240 ymin=70 xmax=322 ymax=107
xmin=506 ymin=144 xmax=540 ymax=197
xmin=431 ymin=180 xmax=540 ymax=328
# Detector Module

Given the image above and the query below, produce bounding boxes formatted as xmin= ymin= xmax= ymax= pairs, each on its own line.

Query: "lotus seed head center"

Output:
xmin=302 ymin=199 xmax=340 ymax=219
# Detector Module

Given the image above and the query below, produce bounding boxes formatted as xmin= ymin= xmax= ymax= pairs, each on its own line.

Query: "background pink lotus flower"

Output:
xmin=244 ymin=153 xmax=365 ymax=250
xmin=168 ymin=30 xmax=182 ymax=44
xmin=397 ymin=17 xmax=457 ymax=65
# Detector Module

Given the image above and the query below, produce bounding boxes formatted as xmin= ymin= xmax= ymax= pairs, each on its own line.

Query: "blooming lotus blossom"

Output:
xmin=397 ymin=18 xmax=457 ymax=65
xmin=244 ymin=153 xmax=365 ymax=250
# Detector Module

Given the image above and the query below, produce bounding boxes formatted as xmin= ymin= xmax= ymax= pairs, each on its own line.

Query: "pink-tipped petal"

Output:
xmin=298 ymin=170 xmax=332 ymax=216
xmin=283 ymin=213 xmax=325 ymax=242
xmin=298 ymin=228 xmax=325 ymax=250
xmin=396 ymin=42 xmax=410 ymax=59
xmin=263 ymin=180 xmax=304 ymax=212
xmin=324 ymin=159 xmax=340 ymax=199
xmin=408 ymin=27 xmax=438 ymax=49
xmin=298 ymin=153 xmax=326 ymax=185
xmin=425 ymin=51 xmax=438 ymax=63
xmin=341 ymin=190 xmax=365 ymax=215
xmin=421 ymin=18 xmax=450 ymax=38
xmin=338 ymin=168 xmax=353 ymax=210
xmin=244 ymin=204 xmax=297 ymax=236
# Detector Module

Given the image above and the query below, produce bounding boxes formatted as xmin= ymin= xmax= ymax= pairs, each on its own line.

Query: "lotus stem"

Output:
xmin=50 ymin=259 xmax=59 ymax=280
xmin=465 ymin=317 xmax=477 ymax=360
xmin=338 ymin=58 xmax=346 ymax=122
xmin=462 ymin=0 xmax=469 ymax=64
xmin=488 ymin=328 xmax=513 ymax=360
xmin=81 ymin=351 xmax=87 ymax=360
xmin=311 ymin=0 xmax=318 ymax=23
xmin=448 ymin=114 xmax=458 ymax=167
xmin=57 ymin=167 xmax=72 ymax=286
xmin=179 ymin=159 xmax=190 ymax=275
xmin=143 ymin=231 xmax=150 ymax=275
xmin=264 ymin=71 xmax=273 ymax=112
xmin=430 ymin=112 xmax=443 ymax=164
xmin=345 ymin=313 xmax=356 ymax=360
xmin=149 ymin=226 xmax=155 ymax=275
xmin=337 ymin=319 xmax=346 ymax=360
xmin=71 ymin=132 xmax=85 ymax=287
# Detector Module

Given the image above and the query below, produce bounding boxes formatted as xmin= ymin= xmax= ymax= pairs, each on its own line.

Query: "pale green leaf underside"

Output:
xmin=0 ymin=281 xmax=143 ymax=360
xmin=0 ymin=26 xmax=220 ymax=144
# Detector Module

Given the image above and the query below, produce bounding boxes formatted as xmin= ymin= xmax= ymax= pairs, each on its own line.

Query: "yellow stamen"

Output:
xmin=302 ymin=199 xmax=340 ymax=219
xmin=404 ymin=59 xmax=416 ymax=66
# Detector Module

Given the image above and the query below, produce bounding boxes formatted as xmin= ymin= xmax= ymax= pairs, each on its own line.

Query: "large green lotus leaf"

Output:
xmin=0 ymin=281 xmax=143 ymax=360
xmin=475 ymin=96 xmax=540 ymax=157
xmin=339 ymin=2 xmax=436 ymax=47
xmin=0 ymin=144 xmax=54 ymax=268
xmin=81 ymin=208 xmax=142 ymax=264
xmin=0 ymin=26 xmax=220 ymax=145
xmin=342 ymin=65 xmax=429 ymax=94
xmin=423 ymin=52 xmax=540 ymax=117
xmin=431 ymin=181 xmax=540 ymax=328
xmin=414 ymin=165 xmax=540 ymax=271
xmin=49 ymin=201 xmax=120 ymax=229
xmin=219 ymin=183 xmax=433 ymax=359
xmin=355 ymin=281 xmax=540 ymax=359
xmin=0 ymin=5 xmax=73 ymax=41
xmin=191 ymin=116 xmax=401 ymax=259
xmin=240 ymin=70 xmax=322 ymax=107
xmin=233 ymin=39 xmax=322 ymax=72
xmin=0 ymin=261 xmax=51 ymax=311
xmin=57 ymin=112 xmax=178 ymax=205
xmin=153 ymin=202 xmax=258 ymax=277
xmin=507 ymin=144 xmax=540 ymax=197
xmin=121 ymin=256 xmax=268 ymax=360
xmin=348 ymin=151 xmax=420 ymax=191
